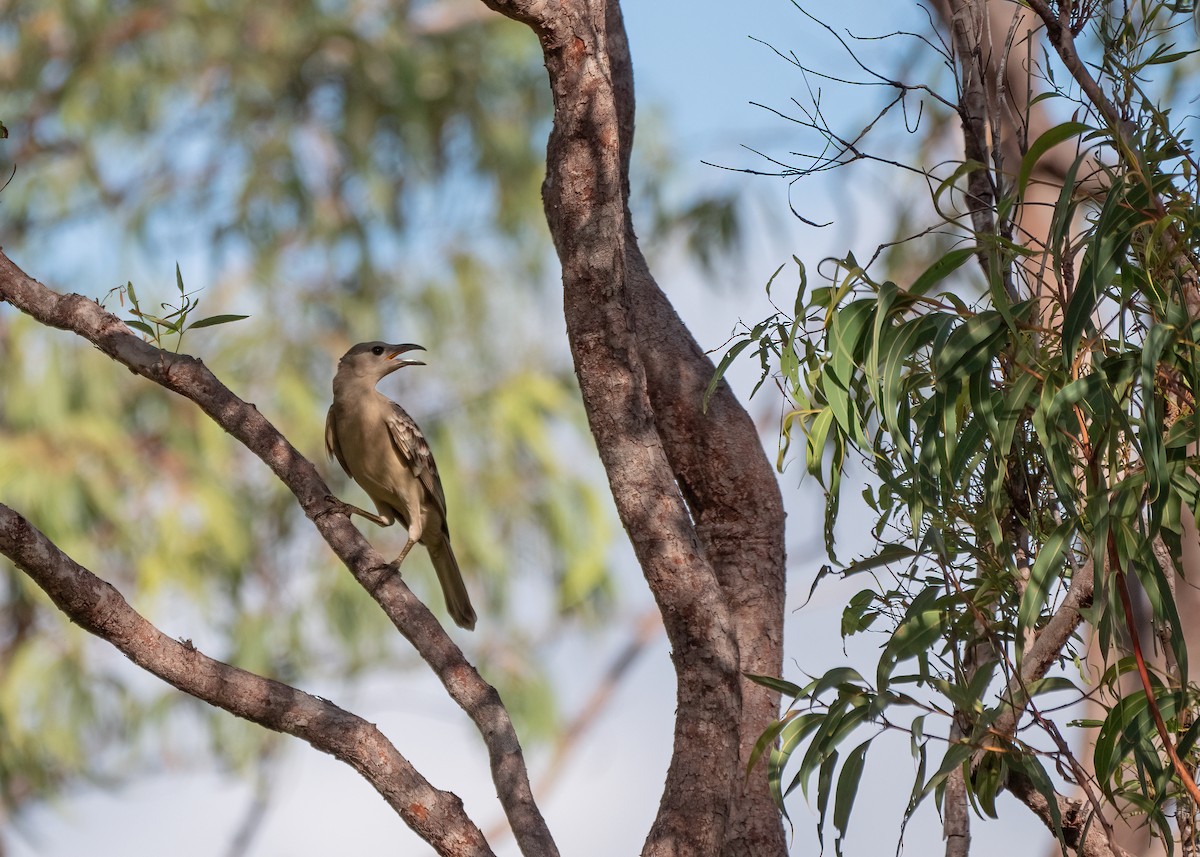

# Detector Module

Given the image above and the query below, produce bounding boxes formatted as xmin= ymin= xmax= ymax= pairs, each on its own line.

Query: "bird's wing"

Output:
xmin=384 ymin=402 xmax=448 ymax=521
xmin=325 ymin=407 xmax=352 ymax=476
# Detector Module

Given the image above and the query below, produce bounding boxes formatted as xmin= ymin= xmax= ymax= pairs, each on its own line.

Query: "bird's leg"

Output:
xmin=320 ymin=495 xmax=393 ymax=527
xmin=392 ymin=537 xmax=416 ymax=568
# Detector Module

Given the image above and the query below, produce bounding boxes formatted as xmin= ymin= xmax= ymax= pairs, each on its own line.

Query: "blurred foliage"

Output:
xmin=0 ymin=0 xmax=740 ymax=824
xmin=727 ymin=1 xmax=1200 ymax=852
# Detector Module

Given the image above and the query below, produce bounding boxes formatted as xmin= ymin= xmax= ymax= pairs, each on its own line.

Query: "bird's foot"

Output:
xmin=316 ymin=495 xmax=357 ymax=521
xmin=316 ymin=495 xmax=347 ymax=520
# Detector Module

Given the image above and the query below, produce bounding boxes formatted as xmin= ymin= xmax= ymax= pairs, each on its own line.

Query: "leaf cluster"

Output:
xmin=728 ymin=0 xmax=1200 ymax=848
xmin=103 ymin=263 xmax=248 ymax=350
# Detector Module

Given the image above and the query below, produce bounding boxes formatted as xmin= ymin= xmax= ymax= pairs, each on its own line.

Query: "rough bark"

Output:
xmin=0 ymin=503 xmax=490 ymax=857
xmin=1007 ymin=771 xmax=1135 ymax=857
xmin=477 ymin=0 xmax=787 ymax=854
xmin=0 ymin=252 xmax=556 ymax=857
xmin=602 ymin=4 xmax=787 ymax=853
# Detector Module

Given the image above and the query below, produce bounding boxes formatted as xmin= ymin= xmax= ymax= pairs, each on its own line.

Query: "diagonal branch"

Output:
xmin=1006 ymin=770 xmax=1134 ymax=857
xmin=991 ymin=559 xmax=1095 ymax=741
xmin=1022 ymin=0 xmax=1123 ymax=133
xmin=0 ymin=252 xmax=557 ymax=857
xmin=0 ymin=503 xmax=490 ymax=857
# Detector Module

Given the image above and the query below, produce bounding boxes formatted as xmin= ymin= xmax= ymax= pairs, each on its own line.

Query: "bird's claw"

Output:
xmin=316 ymin=495 xmax=354 ymax=521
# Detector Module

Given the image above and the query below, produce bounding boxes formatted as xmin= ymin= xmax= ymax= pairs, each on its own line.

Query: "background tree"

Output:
xmin=735 ymin=1 xmax=1200 ymax=856
xmin=0 ymin=0 xmax=785 ymax=855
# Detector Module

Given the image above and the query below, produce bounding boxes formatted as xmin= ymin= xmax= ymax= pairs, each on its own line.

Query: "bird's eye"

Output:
xmin=371 ymin=346 xmax=384 ymax=356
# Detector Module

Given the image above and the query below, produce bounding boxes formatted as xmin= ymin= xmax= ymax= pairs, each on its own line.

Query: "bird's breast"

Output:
xmin=332 ymin=404 xmax=411 ymax=511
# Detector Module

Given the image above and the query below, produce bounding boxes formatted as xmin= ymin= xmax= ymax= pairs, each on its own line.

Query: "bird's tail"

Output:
xmin=428 ymin=537 xmax=476 ymax=631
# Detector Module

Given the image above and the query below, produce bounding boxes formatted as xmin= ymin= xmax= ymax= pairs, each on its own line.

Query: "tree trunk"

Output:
xmin=479 ymin=0 xmax=788 ymax=853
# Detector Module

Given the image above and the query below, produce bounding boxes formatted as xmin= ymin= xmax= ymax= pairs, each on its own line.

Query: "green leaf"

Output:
xmin=879 ymin=315 xmax=942 ymax=457
xmin=810 ymin=667 xmax=866 ymax=699
xmin=1093 ymin=691 xmax=1150 ymax=794
xmin=746 ymin=711 xmax=794 ymax=779
xmin=973 ymin=754 xmax=1005 ymax=818
xmin=188 ymin=314 xmax=250 ymax=330
xmin=833 ymin=740 xmax=871 ymax=844
xmin=1012 ymin=755 xmax=1064 ymax=841
xmin=1017 ymin=522 xmax=1075 ymax=655
xmin=767 ymin=711 xmax=823 ymax=818
xmin=814 ymin=749 xmax=838 ymax=850
xmin=124 ymin=320 xmax=156 ymax=336
xmin=1062 ymin=181 xmax=1141 ymax=364
xmin=745 ymin=673 xmax=804 ymax=698
xmin=804 ymin=407 xmax=835 ymax=479
xmin=1017 ymin=121 xmax=1091 ymax=199
xmin=705 ymin=337 xmax=756 ymax=411
xmin=844 ymin=544 xmax=919 ymax=576
xmin=1139 ymin=323 xmax=1173 ymax=514
xmin=934 ymin=311 xmax=1004 ymax=383
xmin=824 ymin=299 xmax=875 ymax=440
xmin=879 ymin=587 xmax=944 ymax=688
xmin=908 ymin=247 xmax=978 ymax=296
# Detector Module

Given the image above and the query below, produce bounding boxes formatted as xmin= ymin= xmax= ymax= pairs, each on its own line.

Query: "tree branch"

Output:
xmin=1022 ymin=0 xmax=1124 ymax=133
xmin=991 ymin=560 xmax=1094 ymax=742
xmin=0 ymin=503 xmax=490 ymax=857
xmin=0 ymin=252 xmax=557 ymax=857
xmin=1006 ymin=770 xmax=1134 ymax=857
xmin=944 ymin=0 xmax=1020 ymax=302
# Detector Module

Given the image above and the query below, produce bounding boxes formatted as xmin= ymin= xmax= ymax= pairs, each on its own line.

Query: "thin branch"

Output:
xmin=1110 ymin=533 xmax=1200 ymax=807
xmin=0 ymin=503 xmax=491 ymax=857
xmin=990 ymin=559 xmax=1094 ymax=741
xmin=945 ymin=0 xmax=1019 ymax=302
xmin=1023 ymin=0 xmax=1124 ymax=132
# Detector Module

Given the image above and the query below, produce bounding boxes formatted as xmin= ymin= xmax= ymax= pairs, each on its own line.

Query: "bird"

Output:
xmin=324 ymin=341 xmax=476 ymax=630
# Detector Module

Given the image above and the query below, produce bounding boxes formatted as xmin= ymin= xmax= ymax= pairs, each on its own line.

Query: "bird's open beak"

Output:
xmin=386 ymin=343 xmax=426 ymax=368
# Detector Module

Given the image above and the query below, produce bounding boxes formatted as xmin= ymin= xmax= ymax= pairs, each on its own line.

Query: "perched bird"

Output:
xmin=325 ymin=341 xmax=476 ymax=630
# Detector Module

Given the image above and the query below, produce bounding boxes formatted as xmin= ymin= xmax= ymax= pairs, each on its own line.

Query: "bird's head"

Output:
xmin=335 ymin=341 xmax=427 ymax=382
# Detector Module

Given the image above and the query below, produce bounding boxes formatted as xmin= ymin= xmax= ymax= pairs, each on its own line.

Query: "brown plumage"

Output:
xmin=325 ymin=341 xmax=476 ymax=630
